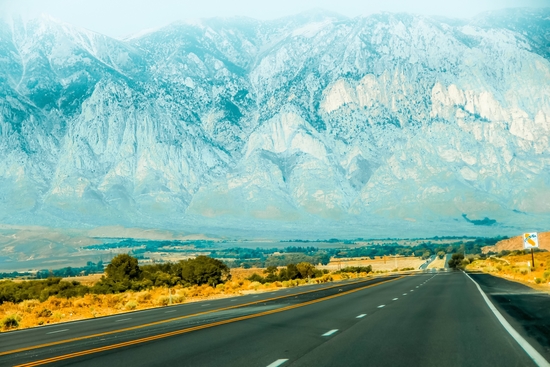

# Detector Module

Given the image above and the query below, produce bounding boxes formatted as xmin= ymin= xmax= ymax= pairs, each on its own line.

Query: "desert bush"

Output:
xmin=535 ymin=278 xmax=542 ymax=284
xmin=37 ymin=308 xmax=52 ymax=318
xmin=1 ymin=314 xmax=21 ymax=330
xmin=156 ymin=296 xmax=170 ymax=306
xmin=137 ymin=292 xmax=152 ymax=302
xmin=172 ymin=295 xmax=185 ymax=304
xmin=125 ymin=301 xmax=138 ymax=310
xmin=0 ymin=278 xmax=89 ymax=304
xmin=248 ymin=281 xmax=262 ymax=290
xmin=340 ymin=266 xmax=372 ymax=274
xmin=246 ymin=273 xmax=266 ymax=284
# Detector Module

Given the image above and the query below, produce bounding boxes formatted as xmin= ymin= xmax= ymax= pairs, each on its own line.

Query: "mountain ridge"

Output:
xmin=1 ymin=8 xmax=549 ymax=237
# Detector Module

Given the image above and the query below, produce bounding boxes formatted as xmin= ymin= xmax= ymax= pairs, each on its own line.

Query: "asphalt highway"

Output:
xmin=1 ymin=271 xmax=549 ymax=367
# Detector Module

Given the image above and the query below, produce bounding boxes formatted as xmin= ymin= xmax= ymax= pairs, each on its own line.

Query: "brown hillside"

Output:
xmin=483 ymin=231 xmax=550 ymax=253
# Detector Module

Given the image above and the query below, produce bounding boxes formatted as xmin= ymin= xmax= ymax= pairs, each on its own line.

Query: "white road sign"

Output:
xmin=523 ymin=233 xmax=539 ymax=249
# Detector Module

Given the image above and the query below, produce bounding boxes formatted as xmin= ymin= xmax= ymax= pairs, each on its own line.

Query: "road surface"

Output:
xmin=1 ymin=271 xmax=549 ymax=367
xmin=418 ymin=255 xmax=435 ymax=269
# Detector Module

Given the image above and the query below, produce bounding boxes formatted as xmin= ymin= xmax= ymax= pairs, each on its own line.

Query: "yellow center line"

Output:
xmin=15 ymin=276 xmax=403 ymax=367
xmin=0 ymin=276 xmax=397 ymax=357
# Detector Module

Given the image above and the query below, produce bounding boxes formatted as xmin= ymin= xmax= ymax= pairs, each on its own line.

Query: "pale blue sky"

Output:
xmin=2 ymin=0 xmax=549 ymax=38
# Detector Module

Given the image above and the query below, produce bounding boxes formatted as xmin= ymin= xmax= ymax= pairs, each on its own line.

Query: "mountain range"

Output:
xmin=0 ymin=8 xmax=549 ymax=238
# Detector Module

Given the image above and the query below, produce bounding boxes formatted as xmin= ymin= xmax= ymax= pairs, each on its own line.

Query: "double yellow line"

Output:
xmin=11 ymin=276 xmax=402 ymax=367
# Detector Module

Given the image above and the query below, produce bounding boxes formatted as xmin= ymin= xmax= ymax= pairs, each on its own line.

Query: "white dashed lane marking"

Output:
xmin=322 ymin=329 xmax=339 ymax=336
xmin=266 ymin=359 xmax=289 ymax=367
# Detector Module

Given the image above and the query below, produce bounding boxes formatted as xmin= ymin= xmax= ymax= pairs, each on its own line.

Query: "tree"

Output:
xmin=437 ymin=251 xmax=446 ymax=259
xmin=105 ymin=254 xmax=141 ymax=281
xmin=296 ymin=262 xmax=316 ymax=279
xmin=448 ymin=253 xmax=465 ymax=269
xmin=178 ymin=256 xmax=231 ymax=286
xmin=285 ymin=263 xmax=300 ymax=280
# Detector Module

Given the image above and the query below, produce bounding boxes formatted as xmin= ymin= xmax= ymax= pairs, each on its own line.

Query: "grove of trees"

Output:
xmin=0 ymin=255 xmax=231 ymax=305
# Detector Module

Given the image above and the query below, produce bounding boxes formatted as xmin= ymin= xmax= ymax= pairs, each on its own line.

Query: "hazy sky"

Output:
xmin=2 ymin=0 xmax=549 ymax=38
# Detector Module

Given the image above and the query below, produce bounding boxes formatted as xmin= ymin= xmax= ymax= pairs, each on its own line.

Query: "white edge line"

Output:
xmin=464 ymin=271 xmax=550 ymax=367
xmin=377 ymin=305 xmax=385 ymax=308
xmin=322 ymin=329 xmax=338 ymax=336
xmin=266 ymin=359 xmax=289 ymax=367
xmin=115 ymin=318 xmax=132 ymax=322
xmin=46 ymin=329 xmax=69 ymax=334
xmin=356 ymin=314 xmax=367 ymax=318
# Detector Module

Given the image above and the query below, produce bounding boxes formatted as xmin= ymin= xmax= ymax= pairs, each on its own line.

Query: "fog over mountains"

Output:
xmin=1 ymin=8 xmax=549 ymax=238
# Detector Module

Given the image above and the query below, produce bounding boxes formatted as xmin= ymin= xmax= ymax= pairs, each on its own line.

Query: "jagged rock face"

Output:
xmin=0 ymin=9 xmax=549 ymax=237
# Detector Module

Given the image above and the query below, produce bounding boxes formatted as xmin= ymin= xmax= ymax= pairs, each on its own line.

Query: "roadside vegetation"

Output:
xmin=0 ymin=236 xmax=511 ymax=331
xmin=465 ymin=250 xmax=550 ymax=289
xmin=0 ymin=255 xmax=373 ymax=331
xmin=74 ymin=237 xmax=503 ymax=270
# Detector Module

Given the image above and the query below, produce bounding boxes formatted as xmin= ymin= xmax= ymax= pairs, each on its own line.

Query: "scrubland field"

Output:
xmin=467 ymin=252 xmax=550 ymax=291
xmin=322 ymin=256 xmax=424 ymax=271
xmin=0 ymin=267 xmax=362 ymax=331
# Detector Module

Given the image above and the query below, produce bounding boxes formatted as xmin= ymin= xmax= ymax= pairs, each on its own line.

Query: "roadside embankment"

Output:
xmin=466 ymin=252 xmax=550 ymax=292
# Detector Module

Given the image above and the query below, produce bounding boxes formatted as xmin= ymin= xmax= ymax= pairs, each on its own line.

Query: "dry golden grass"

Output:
xmin=322 ymin=256 xmax=424 ymax=271
xmin=427 ymin=257 xmax=446 ymax=269
xmin=467 ymin=252 xmax=550 ymax=291
xmin=0 ymin=270 xmax=339 ymax=332
xmin=1 ymin=261 xmax=406 ymax=332
xmin=62 ymin=274 xmax=104 ymax=286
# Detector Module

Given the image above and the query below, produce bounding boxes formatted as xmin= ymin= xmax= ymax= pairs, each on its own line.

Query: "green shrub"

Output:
xmin=1 ymin=314 xmax=21 ymax=330
xmin=535 ymin=278 xmax=542 ymax=284
xmin=246 ymin=273 xmax=266 ymax=284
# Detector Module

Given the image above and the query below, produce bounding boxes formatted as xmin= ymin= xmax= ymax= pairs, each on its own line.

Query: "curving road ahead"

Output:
xmin=1 ymin=271 xmax=549 ymax=367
